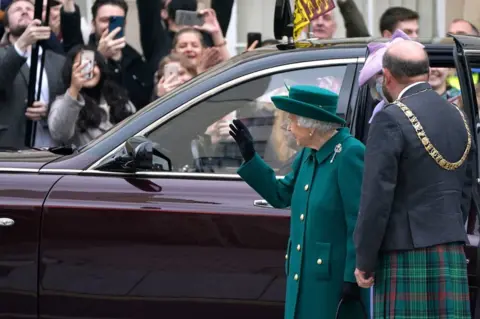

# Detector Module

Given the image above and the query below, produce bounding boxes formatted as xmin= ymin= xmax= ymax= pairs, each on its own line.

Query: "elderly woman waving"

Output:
xmin=229 ymin=86 xmax=369 ymax=319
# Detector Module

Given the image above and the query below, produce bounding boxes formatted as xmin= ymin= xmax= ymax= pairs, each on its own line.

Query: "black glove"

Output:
xmin=341 ymin=282 xmax=361 ymax=302
xmin=229 ymin=119 xmax=255 ymax=162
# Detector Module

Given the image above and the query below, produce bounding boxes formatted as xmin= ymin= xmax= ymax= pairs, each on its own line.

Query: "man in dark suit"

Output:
xmin=0 ymin=0 xmax=65 ymax=148
xmin=354 ymin=40 xmax=472 ymax=318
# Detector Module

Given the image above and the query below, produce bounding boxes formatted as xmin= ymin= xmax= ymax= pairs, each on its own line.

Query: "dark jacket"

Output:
xmin=354 ymin=82 xmax=473 ymax=273
xmin=60 ymin=5 xmax=154 ymax=110
xmin=0 ymin=45 xmax=65 ymax=148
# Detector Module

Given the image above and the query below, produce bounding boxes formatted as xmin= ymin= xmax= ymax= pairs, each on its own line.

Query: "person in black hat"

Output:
xmin=229 ymin=85 xmax=370 ymax=319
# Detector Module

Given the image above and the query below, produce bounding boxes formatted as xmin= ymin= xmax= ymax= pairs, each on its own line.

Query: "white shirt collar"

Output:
xmin=398 ymin=81 xmax=427 ymax=99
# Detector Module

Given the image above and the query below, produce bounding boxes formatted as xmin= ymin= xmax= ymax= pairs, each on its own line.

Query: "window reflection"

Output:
xmin=147 ymin=66 xmax=347 ymax=175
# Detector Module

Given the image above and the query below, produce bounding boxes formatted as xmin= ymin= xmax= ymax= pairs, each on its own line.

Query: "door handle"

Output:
xmin=253 ymin=199 xmax=274 ymax=208
xmin=0 ymin=218 xmax=14 ymax=227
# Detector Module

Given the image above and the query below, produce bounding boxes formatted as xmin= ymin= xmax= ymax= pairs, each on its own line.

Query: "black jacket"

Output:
xmin=60 ymin=6 xmax=154 ymax=110
xmin=354 ymin=82 xmax=473 ymax=273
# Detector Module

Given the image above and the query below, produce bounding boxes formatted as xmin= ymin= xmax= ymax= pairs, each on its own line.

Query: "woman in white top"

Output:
xmin=49 ymin=45 xmax=136 ymax=148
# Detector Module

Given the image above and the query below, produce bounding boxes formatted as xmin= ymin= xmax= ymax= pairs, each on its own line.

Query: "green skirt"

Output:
xmin=374 ymin=243 xmax=470 ymax=319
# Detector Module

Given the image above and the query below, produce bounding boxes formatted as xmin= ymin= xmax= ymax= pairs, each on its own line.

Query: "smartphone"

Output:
xmin=164 ymin=63 xmax=179 ymax=79
xmin=247 ymin=32 xmax=262 ymax=49
xmin=81 ymin=50 xmax=95 ymax=80
xmin=175 ymin=10 xmax=204 ymax=26
xmin=109 ymin=16 xmax=125 ymax=39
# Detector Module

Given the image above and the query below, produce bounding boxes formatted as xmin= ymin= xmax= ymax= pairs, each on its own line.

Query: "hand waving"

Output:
xmin=195 ymin=9 xmax=221 ymax=35
xmin=229 ymin=119 xmax=255 ymax=162
xmin=197 ymin=47 xmax=224 ymax=73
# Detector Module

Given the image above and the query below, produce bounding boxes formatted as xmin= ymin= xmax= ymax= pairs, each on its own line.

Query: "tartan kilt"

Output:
xmin=374 ymin=243 xmax=470 ymax=319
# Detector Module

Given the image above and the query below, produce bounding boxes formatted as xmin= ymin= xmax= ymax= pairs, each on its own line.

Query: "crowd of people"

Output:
xmin=0 ymin=0 xmax=238 ymax=149
xmin=0 ymin=0 xmax=477 ymax=151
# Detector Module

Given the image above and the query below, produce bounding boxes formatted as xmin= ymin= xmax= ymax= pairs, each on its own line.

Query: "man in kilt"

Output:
xmin=353 ymin=40 xmax=473 ymax=318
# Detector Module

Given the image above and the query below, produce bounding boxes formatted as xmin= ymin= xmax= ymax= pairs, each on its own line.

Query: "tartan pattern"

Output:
xmin=374 ymin=243 xmax=470 ymax=319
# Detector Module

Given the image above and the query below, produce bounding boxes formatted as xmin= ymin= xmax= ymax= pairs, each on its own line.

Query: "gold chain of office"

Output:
xmin=394 ymin=100 xmax=472 ymax=171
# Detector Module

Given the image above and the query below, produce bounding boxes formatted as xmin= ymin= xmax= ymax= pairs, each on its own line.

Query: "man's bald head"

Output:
xmin=383 ymin=40 xmax=429 ymax=84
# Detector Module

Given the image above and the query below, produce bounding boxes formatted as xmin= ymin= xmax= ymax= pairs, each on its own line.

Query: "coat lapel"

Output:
xmin=19 ymin=63 xmax=30 ymax=88
xmin=44 ymin=51 xmax=58 ymax=101
xmin=17 ymin=50 xmax=59 ymax=101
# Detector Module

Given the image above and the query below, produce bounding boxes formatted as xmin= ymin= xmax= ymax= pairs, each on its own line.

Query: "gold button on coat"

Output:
xmin=294 ymin=274 xmax=299 ymax=280
xmin=304 ymin=184 xmax=309 ymax=191
xmin=297 ymin=244 xmax=301 ymax=251
xmin=300 ymin=214 xmax=305 ymax=221
xmin=285 ymin=254 xmax=288 ymax=260
xmin=317 ymin=258 xmax=323 ymax=265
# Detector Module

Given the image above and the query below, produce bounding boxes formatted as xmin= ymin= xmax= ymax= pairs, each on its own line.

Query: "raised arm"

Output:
xmin=136 ymin=0 xmax=172 ymax=71
xmin=231 ymin=119 xmax=303 ymax=208
xmin=337 ymin=0 xmax=370 ymax=37
xmin=60 ymin=1 xmax=85 ymax=53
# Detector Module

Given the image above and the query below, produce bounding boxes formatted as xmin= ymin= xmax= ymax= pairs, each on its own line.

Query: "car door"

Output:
xmin=451 ymin=34 xmax=480 ymax=316
xmin=0 ymin=173 xmax=61 ymax=318
xmin=39 ymin=58 xmax=359 ymax=319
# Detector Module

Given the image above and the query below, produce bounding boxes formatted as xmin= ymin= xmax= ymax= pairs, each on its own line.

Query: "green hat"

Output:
xmin=271 ymin=85 xmax=345 ymax=125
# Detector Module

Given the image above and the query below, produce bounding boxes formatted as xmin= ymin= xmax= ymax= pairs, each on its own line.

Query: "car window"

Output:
xmin=146 ymin=65 xmax=348 ymax=175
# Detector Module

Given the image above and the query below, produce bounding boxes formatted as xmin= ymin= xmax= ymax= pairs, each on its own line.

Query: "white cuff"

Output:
xmin=13 ymin=42 xmax=28 ymax=58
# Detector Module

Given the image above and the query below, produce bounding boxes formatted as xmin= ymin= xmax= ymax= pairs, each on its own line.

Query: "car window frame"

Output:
xmin=86 ymin=57 xmax=362 ymax=179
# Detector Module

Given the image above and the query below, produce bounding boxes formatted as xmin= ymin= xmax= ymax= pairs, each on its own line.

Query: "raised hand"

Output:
xmin=97 ymin=27 xmax=126 ymax=61
xmin=68 ymin=60 xmax=89 ymax=99
xmin=197 ymin=47 xmax=224 ymax=73
xmin=195 ymin=8 xmax=221 ymax=36
xmin=16 ymin=20 xmax=51 ymax=52
xmin=229 ymin=119 xmax=255 ymax=162
xmin=156 ymin=74 xmax=182 ymax=96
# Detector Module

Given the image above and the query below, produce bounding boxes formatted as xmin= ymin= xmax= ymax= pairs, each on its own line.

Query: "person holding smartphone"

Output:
xmin=48 ymin=45 xmax=136 ymax=148
xmin=170 ymin=8 xmax=230 ymax=74
xmin=60 ymin=0 xmax=154 ymax=110
xmin=154 ymin=53 xmax=197 ymax=99
xmin=136 ymin=0 xmax=234 ymax=74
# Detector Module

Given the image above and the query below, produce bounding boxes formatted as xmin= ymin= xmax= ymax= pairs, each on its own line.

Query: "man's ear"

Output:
xmin=383 ymin=68 xmax=392 ymax=84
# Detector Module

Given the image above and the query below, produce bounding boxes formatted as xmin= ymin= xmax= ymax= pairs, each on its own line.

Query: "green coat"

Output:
xmin=238 ymin=128 xmax=369 ymax=319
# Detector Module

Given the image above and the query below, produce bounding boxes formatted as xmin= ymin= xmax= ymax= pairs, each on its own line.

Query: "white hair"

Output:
xmin=297 ymin=116 xmax=341 ymax=135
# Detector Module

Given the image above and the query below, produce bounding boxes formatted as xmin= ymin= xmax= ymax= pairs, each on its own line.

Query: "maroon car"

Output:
xmin=0 ymin=35 xmax=479 ymax=318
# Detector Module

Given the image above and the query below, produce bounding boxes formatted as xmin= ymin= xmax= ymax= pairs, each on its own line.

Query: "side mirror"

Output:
xmin=125 ymin=136 xmax=153 ymax=171
xmin=98 ymin=136 xmax=172 ymax=173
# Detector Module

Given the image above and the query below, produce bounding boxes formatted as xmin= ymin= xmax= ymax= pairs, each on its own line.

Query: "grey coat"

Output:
xmin=354 ymin=82 xmax=472 ymax=273
xmin=48 ymin=90 xmax=136 ymax=148
xmin=0 ymin=44 xmax=65 ymax=148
